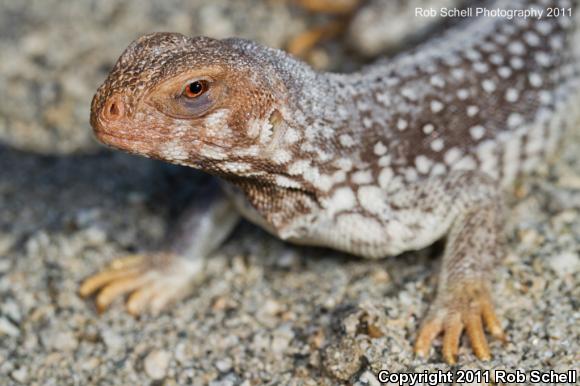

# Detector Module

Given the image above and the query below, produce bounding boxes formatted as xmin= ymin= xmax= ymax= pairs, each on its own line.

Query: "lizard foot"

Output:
xmin=79 ymin=253 xmax=202 ymax=315
xmin=414 ymin=281 xmax=506 ymax=364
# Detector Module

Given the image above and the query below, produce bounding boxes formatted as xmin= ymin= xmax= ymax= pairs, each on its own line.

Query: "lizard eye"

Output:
xmin=183 ymin=80 xmax=208 ymax=98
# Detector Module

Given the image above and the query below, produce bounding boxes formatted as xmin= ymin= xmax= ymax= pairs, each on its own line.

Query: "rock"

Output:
xmin=271 ymin=324 xmax=294 ymax=354
xmin=215 ymin=357 xmax=233 ymax=373
xmin=40 ymin=328 xmax=78 ymax=351
xmin=322 ymin=337 xmax=363 ymax=381
xmin=10 ymin=367 xmax=28 ymax=383
xmin=101 ymin=330 xmax=124 ymax=354
xmin=548 ymin=252 xmax=579 ymax=276
xmin=144 ymin=349 xmax=171 ymax=380
xmin=0 ymin=317 xmax=20 ymax=337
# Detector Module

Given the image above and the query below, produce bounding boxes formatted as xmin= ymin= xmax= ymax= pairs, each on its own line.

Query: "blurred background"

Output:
xmin=0 ymin=1 xmax=578 ymax=385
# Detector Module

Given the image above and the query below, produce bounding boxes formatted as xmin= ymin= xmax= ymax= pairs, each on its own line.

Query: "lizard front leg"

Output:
xmin=408 ymin=172 xmax=507 ymax=363
xmin=80 ymin=178 xmax=240 ymax=315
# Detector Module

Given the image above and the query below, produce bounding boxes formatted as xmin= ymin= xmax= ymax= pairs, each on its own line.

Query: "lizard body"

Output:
xmin=83 ymin=0 xmax=580 ymax=364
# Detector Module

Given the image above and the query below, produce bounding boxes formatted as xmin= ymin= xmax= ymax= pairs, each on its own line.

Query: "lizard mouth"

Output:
xmin=94 ymin=129 xmax=157 ymax=155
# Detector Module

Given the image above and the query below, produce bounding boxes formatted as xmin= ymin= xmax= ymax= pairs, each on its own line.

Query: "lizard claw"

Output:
xmin=414 ymin=281 xmax=506 ymax=364
xmin=80 ymin=253 xmax=202 ymax=315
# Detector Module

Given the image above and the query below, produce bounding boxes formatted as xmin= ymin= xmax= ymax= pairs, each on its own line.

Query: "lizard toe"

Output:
xmin=80 ymin=253 xmax=202 ymax=315
xmin=414 ymin=280 xmax=505 ymax=364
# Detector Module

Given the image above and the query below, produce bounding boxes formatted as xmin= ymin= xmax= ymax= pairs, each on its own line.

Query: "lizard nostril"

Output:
xmin=102 ymin=95 xmax=125 ymax=122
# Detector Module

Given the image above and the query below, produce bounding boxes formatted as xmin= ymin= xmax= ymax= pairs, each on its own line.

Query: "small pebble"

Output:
xmin=0 ymin=317 xmax=20 ymax=337
xmin=548 ymin=252 xmax=579 ymax=276
xmin=10 ymin=367 xmax=28 ymax=383
xmin=144 ymin=349 xmax=171 ymax=380
xmin=41 ymin=329 xmax=78 ymax=351
xmin=215 ymin=357 xmax=233 ymax=373
xmin=101 ymin=330 xmax=124 ymax=354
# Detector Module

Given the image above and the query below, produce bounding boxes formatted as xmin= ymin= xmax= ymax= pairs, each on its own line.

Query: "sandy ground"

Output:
xmin=0 ymin=1 xmax=578 ymax=385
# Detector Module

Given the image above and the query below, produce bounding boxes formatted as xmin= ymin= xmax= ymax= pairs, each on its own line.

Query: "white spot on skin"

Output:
xmin=467 ymin=105 xmax=479 ymax=117
xmin=272 ymin=149 xmax=292 ymax=164
xmin=405 ymin=168 xmax=418 ymax=181
xmin=489 ymin=54 xmax=503 ymax=65
xmin=535 ymin=52 xmax=551 ymax=67
xmin=325 ymin=187 xmax=356 ymax=212
xmin=199 ymin=145 xmax=227 ymax=160
xmin=508 ymin=41 xmax=526 ymax=55
xmin=452 ymin=155 xmax=477 ymax=170
xmin=430 ymin=75 xmax=445 ymax=87
xmin=258 ymin=120 xmax=274 ymax=144
xmin=502 ymin=133 xmax=522 ymax=183
xmin=510 ymin=57 xmax=524 ymax=70
xmin=469 ymin=125 xmax=486 ymax=140
xmin=430 ymin=138 xmax=445 ymax=152
xmin=299 ymin=165 xmax=331 ymax=192
xmin=374 ymin=142 xmax=387 ymax=156
xmin=288 ymin=159 xmax=310 ymax=175
xmin=423 ymin=124 xmax=435 ymax=134
xmin=339 ymin=134 xmax=355 ymax=147
xmin=539 ymin=91 xmax=552 ymax=104
xmin=333 ymin=157 xmax=353 ymax=171
xmin=284 ymin=128 xmax=301 ymax=144
xmin=550 ymin=35 xmax=564 ymax=50
xmin=336 ymin=214 xmax=385 ymax=248
xmin=247 ymin=119 xmax=261 ymax=139
xmin=401 ymin=88 xmax=418 ymax=101
xmin=376 ymin=92 xmax=390 ymax=106
xmin=332 ymin=170 xmax=346 ymax=183
xmin=234 ymin=146 xmax=259 ymax=157
xmin=524 ymin=31 xmax=541 ymax=46
xmin=221 ymin=162 xmax=252 ymax=173
xmin=378 ymin=155 xmax=391 ymax=167
xmin=363 ymin=117 xmax=373 ymax=128
xmin=397 ymin=118 xmax=408 ymax=131
xmin=430 ymin=100 xmax=444 ymax=113
xmin=351 ymin=170 xmax=373 ymax=185
xmin=536 ymin=20 xmax=553 ymax=35
xmin=477 ymin=140 xmax=498 ymax=179
xmin=159 ymin=140 xmax=189 ymax=161
xmin=508 ymin=113 xmax=524 ymax=128
xmin=275 ymin=175 xmax=302 ymax=189
xmin=465 ymin=49 xmax=481 ymax=62
xmin=415 ymin=155 xmax=433 ymax=174
xmin=430 ymin=163 xmax=446 ymax=176
xmin=529 ymin=73 xmax=543 ymax=87
xmin=457 ymin=89 xmax=469 ymax=100
xmin=473 ymin=62 xmax=489 ymax=73
xmin=357 ymin=186 xmax=391 ymax=216
xmin=505 ymin=88 xmax=519 ymax=102
xmin=482 ymin=79 xmax=496 ymax=93
xmin=451 ymin=68 xmax=465 ymax=80
xmin=378 ymin=168 xmax=393 ymax=189
xmin=205 ymin=109 xmax=230 ymax=128
xmin=498 ymin=66 xmax=512 ymax=78
xmin=444 ymin=148 xmax=462 ymax=165
xmin=313 ymin=174 xmax=333 ymax=192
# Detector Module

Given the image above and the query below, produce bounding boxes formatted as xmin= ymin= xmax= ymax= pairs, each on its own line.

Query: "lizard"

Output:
xmin=80 ymin=0 xmax=580 ymax=364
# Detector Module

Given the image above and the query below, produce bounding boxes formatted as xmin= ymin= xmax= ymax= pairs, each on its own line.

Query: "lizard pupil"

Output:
xmin=184 ymin=81 xmax=206 ymax=98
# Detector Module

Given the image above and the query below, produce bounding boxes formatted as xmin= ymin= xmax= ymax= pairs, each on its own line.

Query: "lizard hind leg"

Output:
xmin=79 ymin=253 xmax=202 ymax=315
xmin=80 ymin=178 xmax=240 ymax=316
xmin=411 ymin=172 xmax=508 ymax=364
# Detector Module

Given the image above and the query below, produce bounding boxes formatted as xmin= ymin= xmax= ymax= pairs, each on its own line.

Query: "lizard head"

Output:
xmin=91 ymin=32 xmax=293 ymax=175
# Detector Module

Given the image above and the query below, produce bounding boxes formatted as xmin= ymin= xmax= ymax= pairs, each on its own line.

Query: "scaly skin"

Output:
xmin=82 ymin=0 xmax=580 ymax=364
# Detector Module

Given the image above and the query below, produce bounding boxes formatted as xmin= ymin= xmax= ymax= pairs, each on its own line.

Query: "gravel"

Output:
xmin=0 ymin=1 xmax=579 ymax=385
